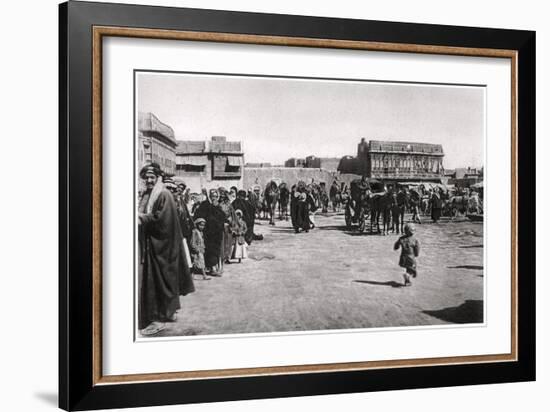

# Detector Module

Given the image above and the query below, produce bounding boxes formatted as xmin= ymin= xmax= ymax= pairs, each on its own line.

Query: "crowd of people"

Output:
xmin=138 ymin=163 xmax=261 ymax=336
xmin=137 ymin=162 xmax=479 ymax=335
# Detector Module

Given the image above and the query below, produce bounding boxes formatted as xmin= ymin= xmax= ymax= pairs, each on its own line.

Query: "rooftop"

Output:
xmin=176 ymin=141 xmax=206 ymax=154
xmin=368 ymin=140 xmax=444 ymax=155
xmin=176 ymin=136 xmax=243 ymax=155
xmin=138 ymin=112 xmax=176 ymax=144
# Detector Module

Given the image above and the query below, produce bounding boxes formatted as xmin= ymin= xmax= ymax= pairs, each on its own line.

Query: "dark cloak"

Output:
xmin=138 ymin=189 xmax=195 ymax=329
xmin=193 ymin=200 xmax=226 ymax=268
xmin=430 ymin=193 xmax=443 ymax=221
xmin=219 ymin=200 xmax=237 ymax=261
xmin=295 ymin=196 xmax=312 ymax=231
xmin=290 ymin=192 xmax=298 ymax=228
xmin=232 ymin=198 xmax=255 ymax=244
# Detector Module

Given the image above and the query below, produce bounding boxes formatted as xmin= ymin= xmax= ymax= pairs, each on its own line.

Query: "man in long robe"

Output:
xmin=193 ymin=189 xmax=226 ymax=275
xmin=138 ymin=164 xmax=195 ymax=335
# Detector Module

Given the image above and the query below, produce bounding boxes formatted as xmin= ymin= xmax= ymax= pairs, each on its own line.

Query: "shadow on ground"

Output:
xmin=318 ymin=225 xmax=349 ymax=231
xmin=448 ymin=265 xmax=484 ymax=270
xmin=353 ymin=279 xmax=403 ymax=288
xmin=459 ymin=244 xmax=483 ymax=248
xmin=34 ymin=392 xmax=58 ymax=407
xmin=248 ymin=251 xmax=276 ymax=260
xmin=422 ymin=299 xmax=483 ymax=323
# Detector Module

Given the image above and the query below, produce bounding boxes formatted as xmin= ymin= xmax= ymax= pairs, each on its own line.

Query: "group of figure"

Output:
xmin=289 ymin=181 xmax=319 ymax=233
xmin=419 ymin=186 xmax=483 ymax=219
xmin=249 ymin=179 xmax=331 ymax=225
xmin=343 ymin=176 xmax=484 ymax=235
xmin=137 ymin=163 xmax=260 ymax=336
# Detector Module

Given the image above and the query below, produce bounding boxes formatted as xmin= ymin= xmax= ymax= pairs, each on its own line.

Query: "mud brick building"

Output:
xmin=175 ymin=135 xmax=244 ymax=193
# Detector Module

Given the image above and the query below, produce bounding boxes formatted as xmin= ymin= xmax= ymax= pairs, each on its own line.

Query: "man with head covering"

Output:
xmin=193 ymin=188 xmax=226 ymax=276
xmin=138 ymin=163 xmax=195 ymax=336
xmin=174 ymin=181 xmax=193 ymax=242
xmin=218 ymin=187 xmax=237 ymax=264
xmin=163 ymin=176 xmax=177 ymax=196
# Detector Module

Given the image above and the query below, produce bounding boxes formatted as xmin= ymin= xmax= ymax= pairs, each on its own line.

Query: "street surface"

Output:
xmin=153 ymin=212 xmax=484 ymax=337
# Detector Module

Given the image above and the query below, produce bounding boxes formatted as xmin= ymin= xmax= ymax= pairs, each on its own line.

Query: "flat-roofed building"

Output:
xmin=175 ymin=136 xmax=244 ymax=193
xmin=338 ymin=138 xmax=445 ymax=182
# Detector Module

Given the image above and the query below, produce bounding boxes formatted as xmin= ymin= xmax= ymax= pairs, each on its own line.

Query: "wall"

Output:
xmin=243 ymin=167 xmax=362 ymax=190
xmin=175 ymin=174 xmax=243 ymax=194
xmin=243 ymin=167 xmax=336 ymax=188
xmin=4 ymin=1 xmax=546 ymax=412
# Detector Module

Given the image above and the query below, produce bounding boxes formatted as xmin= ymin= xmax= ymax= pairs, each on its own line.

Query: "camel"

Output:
xmin=263 ymin=180 xmax=280 ymax=226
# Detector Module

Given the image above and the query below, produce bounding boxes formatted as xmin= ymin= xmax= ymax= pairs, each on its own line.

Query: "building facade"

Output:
xmin=284 ymin=157 xmax=306 ymax=168
xmin=285 ymin=156 xmax=339 ymax=171
xmin=305 ymin=156 xmax=341 ymax=171
xmin=175 ymin=136 xmax=244 ymax=193
xmin=137 ymin=112 xmax=178 ymax=175
xmin=338 ymin=138 xmax=445 ymax=182
xmin=447 ymin=167 xmax=483 ymax=188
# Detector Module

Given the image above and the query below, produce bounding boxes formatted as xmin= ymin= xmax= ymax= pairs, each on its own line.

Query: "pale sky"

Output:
xmin=137 ymin=72 xmax=484 ymax=169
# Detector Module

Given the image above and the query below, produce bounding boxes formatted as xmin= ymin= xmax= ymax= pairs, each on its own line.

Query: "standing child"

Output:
xmin=190 ymin=218 xmax=209 ymax=280
xmin=393 ymin=223 xmax=420 ymax=286
xmin=231 ymin=210 xmax=248 ymax=263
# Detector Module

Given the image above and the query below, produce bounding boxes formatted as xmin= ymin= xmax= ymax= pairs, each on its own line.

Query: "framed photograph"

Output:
xmin=59 ymin=1 xmax=535 ymax=410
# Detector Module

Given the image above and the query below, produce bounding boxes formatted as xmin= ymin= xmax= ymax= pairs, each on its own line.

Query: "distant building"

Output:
xmin=447 ymin=167 xmax=483 ymax=187
xmin=305 ymin=155 xmax=320 ymax=168
xmin=338 ymin=138 xmax=445 ymax=182
xmin=245 ymin=162 xmax=272 ymax=168
xmin=137 ymin=112 xmax=177 ymax=175
xmin=284 ymin=158 xmax=306 ymax=168
xmin=285 ymin=156 xmax=340 ymax=171
xmin=305 ymin=156 xmax=341 ymax=171
xmin=175 ymin=136 xmax=244 ymax=193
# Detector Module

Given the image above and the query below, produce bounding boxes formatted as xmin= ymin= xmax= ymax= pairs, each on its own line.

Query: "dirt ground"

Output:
xmin=152 ymin=211 xmax=484 ymax=337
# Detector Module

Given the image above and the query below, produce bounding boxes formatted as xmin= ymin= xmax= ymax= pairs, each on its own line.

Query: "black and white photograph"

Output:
xmin=136 ymin=71 xmax=485 ymax=338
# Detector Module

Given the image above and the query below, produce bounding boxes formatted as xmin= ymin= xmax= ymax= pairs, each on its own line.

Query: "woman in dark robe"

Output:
xmin=290 ymin=185 xmax=298 ymax=229
xmin=430 ymin=189 xmax=443 ymax=223
xmin=193 ymin=189 xmax=226 ymax=275
xmin=138 ymin=164 xmax=195 ymax=335
xmin=232 ymin=189 xmax=255 ymax=245
xmin=294 ymin=192 xmax=311 ymax=233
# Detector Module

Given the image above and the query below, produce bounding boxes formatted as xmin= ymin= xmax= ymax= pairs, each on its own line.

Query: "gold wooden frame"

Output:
xmin=92 ymin=26 xmax=518 ymax=386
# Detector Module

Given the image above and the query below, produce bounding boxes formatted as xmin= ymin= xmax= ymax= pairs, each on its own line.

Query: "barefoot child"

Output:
xmin=231 ymin=210 xmax=248 ymax=263
xmin=393 ymin=223 xmax=420 ymax=286
xmin=190 ymin=218 xmax=209 ymax=280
